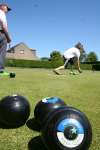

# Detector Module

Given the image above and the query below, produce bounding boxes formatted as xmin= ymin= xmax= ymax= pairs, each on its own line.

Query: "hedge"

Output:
xmin=5 ymin=59 xmax=96 ymax=70
xmin=82 ymin=61 xmax=100 ymax=64
xmin=92 ymin=64 xmax=100 ymax=71
xmin=5 ymin=59 xmax=63 ymax=69
xmin=80 ymin=64 xmax=92 ymax=70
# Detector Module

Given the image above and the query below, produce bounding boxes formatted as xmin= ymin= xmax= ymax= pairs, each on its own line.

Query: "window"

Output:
xmin=20 ymin=50 xmax=24 ymax=54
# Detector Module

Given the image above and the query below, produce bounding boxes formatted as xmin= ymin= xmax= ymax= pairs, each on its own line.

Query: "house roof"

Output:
xmin=7 ymin=42 xmax=36 ymax=52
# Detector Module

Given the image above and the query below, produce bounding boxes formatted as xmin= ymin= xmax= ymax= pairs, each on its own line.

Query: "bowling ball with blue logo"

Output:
xmin=41 ymin=106 xmax=92 ymax=150
xmin=34 ymin=97 xmax=66 ymax=125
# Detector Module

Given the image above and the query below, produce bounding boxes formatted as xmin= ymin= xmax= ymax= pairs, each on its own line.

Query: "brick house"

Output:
xmin=6 ymin=42 xmax=38 ymax=60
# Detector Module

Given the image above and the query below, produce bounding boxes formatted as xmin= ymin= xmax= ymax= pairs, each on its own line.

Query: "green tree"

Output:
xmin=50 ymin=50 xmax=62 ymax=61
xmin=86 ymin=52 xmax=98 ymax=62
xmin=80 ymin=51 xmax=87 ymax=62
xmin=75 ymin=42 xmax=86 ymax=62
xmin=50 ymin=50 xmax=63 ymax=68
xmin=41 ymin=57 xmax=49 ymax=61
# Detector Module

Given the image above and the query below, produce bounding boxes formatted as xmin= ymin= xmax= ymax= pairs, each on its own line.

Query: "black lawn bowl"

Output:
xmin=9 ymin=72 xmax=16 ymax=78
xmin=0 ymin=95 xmax=30 ymax=128
xmin=34 ymin=97 xmax=66 ymax=125
xmin=41 ymin=106 xmax=92 ymax=150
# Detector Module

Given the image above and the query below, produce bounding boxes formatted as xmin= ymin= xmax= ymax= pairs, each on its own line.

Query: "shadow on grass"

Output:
xmin=28 ymin=136 xmax=47 ymax=150
xmin=26 ymin=118 xmax=41 ymax=132
xmin=27 ymin=118 xmax=47 ymax=150
xmin=0 ymin=121 xmax=9 ymax=129
xmin=0 ymin=117 xmax=41 ymax=130
xmin=0 ymin=120 xmax=25 ymax=129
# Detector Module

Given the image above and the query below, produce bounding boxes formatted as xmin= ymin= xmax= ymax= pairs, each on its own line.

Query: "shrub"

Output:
xmin=5 ymin=59 xmax=63 ymax=69
xmin=92 ymin=64 xmax=100 ymax=71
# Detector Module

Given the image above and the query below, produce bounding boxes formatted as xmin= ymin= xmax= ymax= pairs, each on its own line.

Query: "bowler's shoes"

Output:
xmin=53 ymin=69 xmax=62 ymax=75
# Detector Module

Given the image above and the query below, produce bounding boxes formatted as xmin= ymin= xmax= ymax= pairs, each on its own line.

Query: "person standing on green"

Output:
xmin=0 ymin=3 xmax=11 ymax=73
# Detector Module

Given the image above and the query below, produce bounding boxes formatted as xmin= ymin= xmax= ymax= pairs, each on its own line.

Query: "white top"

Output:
xmin=0 ymin=9 xmax=7 ymax=30
xmin=63 ymin=47 xmax=80 ymax=59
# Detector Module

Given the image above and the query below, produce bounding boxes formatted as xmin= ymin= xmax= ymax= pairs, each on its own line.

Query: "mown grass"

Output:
xmin=0 ymin=67 xmax=100 ymax=150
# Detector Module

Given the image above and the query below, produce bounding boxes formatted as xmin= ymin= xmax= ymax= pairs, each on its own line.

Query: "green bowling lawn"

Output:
xmin=0 ymin=67 xmax=100 ymax=150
